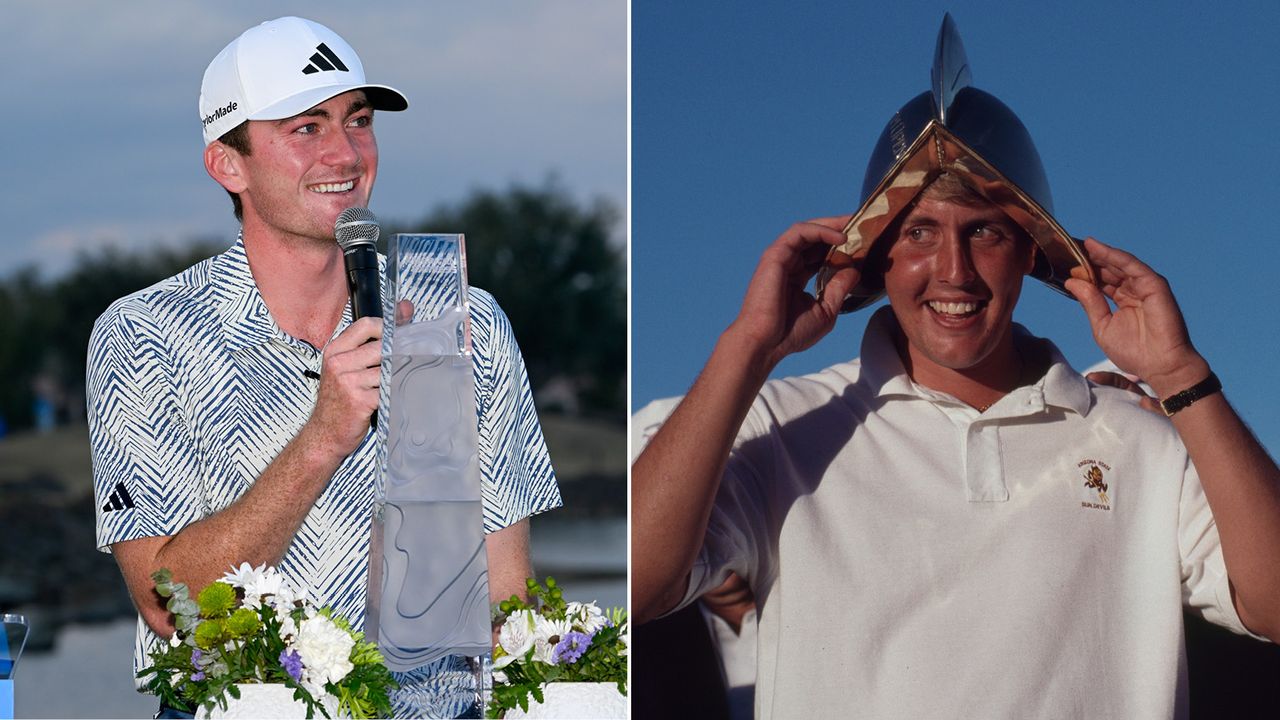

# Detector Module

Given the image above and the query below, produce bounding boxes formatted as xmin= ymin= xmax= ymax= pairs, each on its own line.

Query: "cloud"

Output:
xmin=18 ymin=220 xmax=227 ymax=281
xmin=0 ymin=1 xmax=625 ymax=279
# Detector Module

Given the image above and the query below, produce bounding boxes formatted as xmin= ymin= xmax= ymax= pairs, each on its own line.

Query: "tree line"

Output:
xmin=0 ymin=182 xmax=624 ymax=434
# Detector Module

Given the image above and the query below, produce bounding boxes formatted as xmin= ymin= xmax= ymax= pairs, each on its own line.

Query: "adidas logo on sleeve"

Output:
xmin=102 ymin=481 xmax=136 ymax=513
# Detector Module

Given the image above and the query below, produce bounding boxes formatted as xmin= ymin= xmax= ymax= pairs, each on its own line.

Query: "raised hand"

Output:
xmin=728 ymin=216 xmax=859 ymax=372
xmin=308 ymin=315 xmax=384 ymax=459
xmin=1064 ymin=237 xmax=1210 ymax=399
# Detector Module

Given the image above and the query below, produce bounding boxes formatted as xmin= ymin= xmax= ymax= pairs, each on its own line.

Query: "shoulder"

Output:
xmin=466 ymin=286 xmax=518 ymax=355
xmin=466 ymin=287 xmax=510 ymax=330
xmin=732 ymin=359 xmax=868 ymax=443
xmin=90 ymin=255 xmax=219 ymax=343
xmin=1085 ymin=380 xmax=1184 ymax=447
xmin=756 ymin=359 xmax=866 ymax=415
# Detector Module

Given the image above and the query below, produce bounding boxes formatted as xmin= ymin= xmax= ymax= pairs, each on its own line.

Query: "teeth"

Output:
xmin=928 ymin=301 xmax=979 ymax=316
xmin=311 ymin=180 xmax=354 ymax=193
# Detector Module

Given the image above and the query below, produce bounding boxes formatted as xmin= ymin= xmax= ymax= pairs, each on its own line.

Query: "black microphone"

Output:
xmin=334 ymin=207 xmax=383 ymax=320
xmin=334 ymin=207 xmax=382 ymax=430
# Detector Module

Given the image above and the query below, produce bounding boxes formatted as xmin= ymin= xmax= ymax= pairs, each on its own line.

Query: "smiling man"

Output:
xmin=632 ymin=17 xmax=1280 ymax=720
xmin=87 ymin=17 xmax=559 ymax=716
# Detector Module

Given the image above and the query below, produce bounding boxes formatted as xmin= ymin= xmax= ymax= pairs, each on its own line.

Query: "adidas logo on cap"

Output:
xmin=302 ymin=43 xmax=349 ymax=75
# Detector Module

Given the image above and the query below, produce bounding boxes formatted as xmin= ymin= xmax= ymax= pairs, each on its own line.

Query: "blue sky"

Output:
xmin=2 ymin=1 xmax=625 ymax=279
xmin=632 ymin=1 xmax=1280 ymax=452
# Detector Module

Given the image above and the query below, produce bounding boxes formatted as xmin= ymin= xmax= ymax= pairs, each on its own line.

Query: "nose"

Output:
xmin=935 ymin=232 xmax=976 ymax=286
xmin=321 ymin=126 xmax=362 ymax=168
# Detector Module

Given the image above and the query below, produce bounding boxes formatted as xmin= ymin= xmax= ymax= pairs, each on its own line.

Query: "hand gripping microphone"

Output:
xmin=334 ymin=207 xmax=382 ymax=430
xmin=334 ymin=207 xmax=383 ymax=320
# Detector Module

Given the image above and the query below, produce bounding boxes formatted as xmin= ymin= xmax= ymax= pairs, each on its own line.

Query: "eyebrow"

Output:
xmin=277 ymin=97 xmax=373 ymax=124
xmin=902 ymin=208 xmax=1015 ymax=227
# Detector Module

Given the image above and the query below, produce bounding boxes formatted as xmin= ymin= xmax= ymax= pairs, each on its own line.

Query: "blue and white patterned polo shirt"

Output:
xmin=87 ymin=238 xmax=561 ymax=683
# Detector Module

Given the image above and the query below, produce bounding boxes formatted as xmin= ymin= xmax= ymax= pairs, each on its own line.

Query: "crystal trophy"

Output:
xmin=0 ymin=614 xmax=28 ymax=720
xmin=366 ymin=234 xmax=491 ymax=718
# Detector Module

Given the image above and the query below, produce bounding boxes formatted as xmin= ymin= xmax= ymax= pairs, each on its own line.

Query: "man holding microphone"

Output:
xmin=88 ymin=16 xmax=560 ymax=715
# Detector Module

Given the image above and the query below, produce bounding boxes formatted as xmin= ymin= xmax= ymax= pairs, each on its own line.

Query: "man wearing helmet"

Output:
xmin=632 ymin=15 xmax=1280 ymax=719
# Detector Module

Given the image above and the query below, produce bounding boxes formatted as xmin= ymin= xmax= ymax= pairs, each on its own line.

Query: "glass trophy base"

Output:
xmin=389 ymin=654 xmax=490 ymax=719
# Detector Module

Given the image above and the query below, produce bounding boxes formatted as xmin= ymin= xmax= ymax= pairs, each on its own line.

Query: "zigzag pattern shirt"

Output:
xmin=87 ymin=238 xmax=561 ymax=683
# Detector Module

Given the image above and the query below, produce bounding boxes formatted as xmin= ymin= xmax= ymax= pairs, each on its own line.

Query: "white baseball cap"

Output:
xmin=199 ymin=16 xmax=408 ymax=145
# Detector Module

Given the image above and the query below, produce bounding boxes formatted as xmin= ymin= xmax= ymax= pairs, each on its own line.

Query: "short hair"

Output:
xmin=861 ymin=171 xmax=1033 ymax=287
xmin=919 ymin=171 xmax=986 ymax=206
xmin=919 ymin=173 xmax=1031 ymax=246
xmin=217 ymin=121 xmax=251 ymax=221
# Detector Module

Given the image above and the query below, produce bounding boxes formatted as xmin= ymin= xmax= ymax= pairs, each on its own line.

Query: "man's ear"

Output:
xmin=1021 ymin=233 xmax=1038 ymax=275
xmin=204 ymin=141 xmax=248 ymax=194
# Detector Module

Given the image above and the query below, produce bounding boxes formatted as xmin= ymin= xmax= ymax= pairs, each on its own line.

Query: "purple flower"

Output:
xmin=191 ymin=671 xmax=206 ymax=682
xmin=551 ymin=631 xmax=593 ymax=665
xmin=279 ymin=648 xmax=304 ymax=681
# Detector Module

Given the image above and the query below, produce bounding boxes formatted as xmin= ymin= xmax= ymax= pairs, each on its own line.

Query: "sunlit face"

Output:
xmin=882 ymin=195 xmax=1036 ymax=376
xmin=235 ymin=91 xmax=377 ymax=244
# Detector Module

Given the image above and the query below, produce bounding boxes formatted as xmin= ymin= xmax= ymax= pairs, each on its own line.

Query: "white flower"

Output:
xmin=221 ymin=562 xmax=262 ymax=589
xmin=295 ymin=615 xmax=355 ymax=695
xmin=279 ymin=613 xmax=299 ymax=642
xmin=222 ymin=562 xmax=303 ymax=607
xmin=566 ymin=601 xmax=609 ymax=634
xmin=492 ymin=669 xmax=508 ymax=685
xmin=532 ymin=616 xmax=573 ymax=665
xmin=497 ymin=609 xmax=536 ymax=662
xmin=271 ymin=586 xmax=308 ymax=623
xmin=248 ymin=568 xmax=287 ymax=599
xmin=168 ymin=634 xmax=182 ymax=648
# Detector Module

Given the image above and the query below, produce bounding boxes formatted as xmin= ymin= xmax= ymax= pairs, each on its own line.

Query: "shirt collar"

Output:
xmin=210 ymin=233 xmax=279 ymax=353
xmin=858 ymin=305 xmax=1092 ymax=418
xmin=210 ymin=232 xmax=361 ymax=354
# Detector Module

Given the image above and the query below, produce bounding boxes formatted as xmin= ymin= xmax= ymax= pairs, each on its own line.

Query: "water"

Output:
xmin=13 ymin=619 xmax=157 ymax=719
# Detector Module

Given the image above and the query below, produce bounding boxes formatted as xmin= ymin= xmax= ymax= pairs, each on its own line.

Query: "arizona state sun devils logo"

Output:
xmin=1077 ymin=459 xmax=1112 ymax=510
xmin=1084 ymin=465 xmax=1109 ymax=503
xmin=1075 ymin=456 xmax=1116 ymax=507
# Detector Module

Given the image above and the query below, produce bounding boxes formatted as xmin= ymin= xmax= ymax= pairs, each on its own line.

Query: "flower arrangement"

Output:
xmin=137 ymin=564 xmax=397 ymax=719
xmin=488 ymin=577 xmax=628 ymax=718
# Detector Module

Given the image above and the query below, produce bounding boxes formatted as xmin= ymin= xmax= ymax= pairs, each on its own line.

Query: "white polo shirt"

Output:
xmin=679 ymin=307 xmax=1254 ymax=719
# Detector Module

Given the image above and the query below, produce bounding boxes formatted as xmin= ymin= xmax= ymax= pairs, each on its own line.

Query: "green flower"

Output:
xmin=197 ymin=582 xmax=237 ymax=618
xmin=194 ymin=619 xmax=225 ymax=650
xmin=225 ymin=608 xmax=261 ymax=638
xmin=350 ymin=638 xmax=386 ymax=666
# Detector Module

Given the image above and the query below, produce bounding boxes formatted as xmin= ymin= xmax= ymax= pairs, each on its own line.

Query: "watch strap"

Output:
xmin=1160 ymin=371 xmax=1221 ymax=416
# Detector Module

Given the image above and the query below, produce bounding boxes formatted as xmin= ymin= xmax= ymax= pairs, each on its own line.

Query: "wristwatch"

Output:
xmin=1160 ymin=372 xmax=1221 ymax=416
